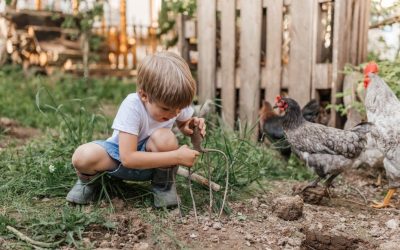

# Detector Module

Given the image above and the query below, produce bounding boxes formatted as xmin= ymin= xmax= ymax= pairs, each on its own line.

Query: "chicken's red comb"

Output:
xmin=363 ymin=62 xmax=379 ymax=75
xmin=275 ymin=95 xmax=282 ymax=102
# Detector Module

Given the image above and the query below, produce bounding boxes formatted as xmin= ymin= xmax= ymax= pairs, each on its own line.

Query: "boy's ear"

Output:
xmin=138 ymin=90 xmax=148 ymax=102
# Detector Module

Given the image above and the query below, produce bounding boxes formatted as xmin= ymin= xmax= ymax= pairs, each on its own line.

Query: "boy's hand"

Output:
xmin=176 ymin=145 xmax=200 ymax=167
xmin=179 ymin=117 xmax=206 ymax=137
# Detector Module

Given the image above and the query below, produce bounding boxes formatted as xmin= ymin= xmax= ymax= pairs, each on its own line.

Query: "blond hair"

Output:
xmin=137 ymin=51 xmax=196 ymax=109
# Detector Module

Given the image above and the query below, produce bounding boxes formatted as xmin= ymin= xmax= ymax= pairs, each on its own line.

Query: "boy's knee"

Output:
xmin=72 ymin=145 xmax=96 ymax=170
xmin=147 ymin=128 xmax=178 ymax=152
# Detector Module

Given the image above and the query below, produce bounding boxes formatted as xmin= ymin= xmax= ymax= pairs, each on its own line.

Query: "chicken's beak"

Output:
xmin=273 ymin=105 xmax=278 ymax=109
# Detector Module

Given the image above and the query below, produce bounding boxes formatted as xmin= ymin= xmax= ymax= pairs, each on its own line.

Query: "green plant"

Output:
xmin=25 ymin=205 xmax=111 ymax=248
xmin=158 ymin=0 xmax=196 ymax=48
xmin=0 ymin=66 xmax=134 ymax=129
xmin=0 ymin=214 xmax=16 ymax=236
xmin=327 ymin=59 xmax=400 ymax=118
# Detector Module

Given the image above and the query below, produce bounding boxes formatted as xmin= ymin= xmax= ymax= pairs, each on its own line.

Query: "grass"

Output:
xmin=0 ymin=66 xmax=312 ymax=248
xmin=0 ymin=65 xmax=134 ymax=129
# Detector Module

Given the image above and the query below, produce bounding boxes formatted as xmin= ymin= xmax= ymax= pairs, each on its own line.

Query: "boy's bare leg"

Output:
xmin=146 ymin=128 xmax=180 ymax=208
xmin=67 ymin=143 xmax=118 ymax=204
xmin=72 ymin=142 xmax=118 ymax=177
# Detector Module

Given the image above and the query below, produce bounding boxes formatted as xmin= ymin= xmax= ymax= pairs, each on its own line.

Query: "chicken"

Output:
xmin=301 ymin=99 xmax=320 ymax=123
xmin=259 ymin=100 xmax=291 ymax=158
xmin=259 ymin=99 xmax=322 ymax=158
xmin=274 ymin=96 xmax=373 ymax=190
xmin=363 ymin=62 xmax=400 ymax=208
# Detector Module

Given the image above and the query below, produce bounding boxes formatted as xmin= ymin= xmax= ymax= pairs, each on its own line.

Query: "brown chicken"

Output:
xmin=259 ymin=100 xmax=291 ymax=158
xmin=274 ymin=96 xmax=373 ymax=189
xmin=363 ymin=62 xmax=400 ymax=208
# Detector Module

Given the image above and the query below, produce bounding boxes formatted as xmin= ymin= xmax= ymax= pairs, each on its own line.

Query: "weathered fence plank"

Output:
xmin=360 ymin=0 xmax=371 ymax=62
xmin=197 ymin=0 xmax=216 ymax=103
xmin=263 ymin=0 xmax=283 ymax=103
xmin=239 ymin=0 xmax=262 ymax=127
xmin=350 ymin=0 xmax=360 ymax=65
xmin=287 ymin=0 xmax=314 ymax=107
xmin=220 ymin=0 xmax=236 ymax=127
xmin=330 ymin=0 xmax=352 ymax=126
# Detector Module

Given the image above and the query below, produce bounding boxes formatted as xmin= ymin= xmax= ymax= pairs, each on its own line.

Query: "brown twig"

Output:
xmin=347 ymin=185 xmax=368 ymax=205
xmin=340 ymin=198 xmax=368 ymax=207
xmin=7 ymin=225 xmax=64 ymax=248
xmin=177 ymin=167 xmax=221 ymax=191
xmin=189 ymin=123 xmax=230 ymax=219
xmin=174 ymin=173 xmax=184 ymax=222
xmin=205 ymin=148 xmax=229 ymax=218
xmin=188 ymin=168 xmax=199 ymax=224
xmin=370 ymin=15 xmax=400 ymax=29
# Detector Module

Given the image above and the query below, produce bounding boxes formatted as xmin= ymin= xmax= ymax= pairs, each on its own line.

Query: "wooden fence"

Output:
xmin=192 ymin=0 xmax=370 ymax=129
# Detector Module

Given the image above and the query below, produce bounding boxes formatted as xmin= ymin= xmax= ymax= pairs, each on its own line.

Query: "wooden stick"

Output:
xmin=177 ymin=167 xmax=221 ymax=192
xmin=370 ymin=15 xmax=400 ymax=29
xmin=7 ymin=225 xmax=63 ymax=248
xmin=188 ymin=168 xmax=199 ymax=224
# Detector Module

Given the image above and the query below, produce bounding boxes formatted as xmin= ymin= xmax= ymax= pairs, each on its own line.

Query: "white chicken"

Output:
xmin=363 ymin=62 xmax=400 ymax=208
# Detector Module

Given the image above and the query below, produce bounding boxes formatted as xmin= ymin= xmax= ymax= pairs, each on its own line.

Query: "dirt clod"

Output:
xmin=292 ymin=183 xmax=327 ymax=204
xmin=272 ymin=195 xmax=303 ymax=221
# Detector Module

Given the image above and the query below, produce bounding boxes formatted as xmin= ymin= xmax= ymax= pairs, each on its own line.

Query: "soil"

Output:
xmin=0 ymin=117 xmax=40 ymax=149
xmin=66 ymin=168 xmax=399 ymax=250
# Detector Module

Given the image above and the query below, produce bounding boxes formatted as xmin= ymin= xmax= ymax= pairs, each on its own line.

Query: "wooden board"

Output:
xmin=360 ymin=0 xmax=371 ymax=62
xmin=311 ymin=0 xmax=332 ymax=98
xmin=197 ymin=0 xmax=216 ymax=104
xmin=313 ymin=63 xmax=332 ymax=90
xmin=220 ymin=0 xmax=236 ymax=127
xmin=330 ymin=0 xmax=351 ymax=127
xmin=287 ymin=0 xmax=314 ymax=107
xmin=262 ymin=0 xmax=283 ymax=103
xmin=350 ymin=0 xmax=360 ymax=65
xmin=239 ymin=0 xmax=262 ymax=131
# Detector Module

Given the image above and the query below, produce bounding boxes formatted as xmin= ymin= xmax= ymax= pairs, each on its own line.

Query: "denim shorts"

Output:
xmin=93 ymin=139 xmax=154 ymax=181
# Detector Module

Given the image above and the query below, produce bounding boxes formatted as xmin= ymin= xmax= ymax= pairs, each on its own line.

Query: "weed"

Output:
xmin=22 ymin=205 xmax=109 ymax=248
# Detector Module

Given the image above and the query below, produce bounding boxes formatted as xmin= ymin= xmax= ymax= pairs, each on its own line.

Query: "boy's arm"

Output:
xmin=119 ymin=132 xmax=199 ymax=169
xmin=177 ymin=117 xmax=206 ymax=137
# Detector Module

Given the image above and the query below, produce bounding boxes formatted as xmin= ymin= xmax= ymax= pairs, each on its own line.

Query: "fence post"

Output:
xmin=330 ymin=0 xmax=352 ymax=127
xmin=220 ymin=0 xmax=236 ymax=128
xmin=197 ymin=0 xmax=216 ymax=104
xmin=239 ymin=0 xmax=262 ymax=136
xmin=287 ymin=0 xmax=314 ymax=107
xmin=263 ymin=0 xmax=283 ymax=103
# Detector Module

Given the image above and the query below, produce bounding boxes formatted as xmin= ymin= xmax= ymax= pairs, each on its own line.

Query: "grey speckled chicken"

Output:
xmin=274 ymin=96 xmax=373 ymax=189
xmin=363 ymin=62 xmax=400 ymax=208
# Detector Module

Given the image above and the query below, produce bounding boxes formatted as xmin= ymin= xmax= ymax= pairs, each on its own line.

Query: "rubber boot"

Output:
xmin=152 ymin=166 xmax=179 ymax=208
xmin=66 ymin=173 xmax=99 ymax=205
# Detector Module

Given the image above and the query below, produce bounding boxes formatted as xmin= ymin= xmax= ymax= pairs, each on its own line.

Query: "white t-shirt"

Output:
xmin=107 ymin=93 xmax=194 ymax=145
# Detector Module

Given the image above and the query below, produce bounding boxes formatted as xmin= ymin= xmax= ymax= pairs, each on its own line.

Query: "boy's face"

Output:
xmin=140 ymin=91 xmax=181 ymax=122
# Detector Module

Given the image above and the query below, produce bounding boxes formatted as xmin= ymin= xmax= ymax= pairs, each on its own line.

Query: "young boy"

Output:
xmin=66 ymin=51 xmax=206 ymax=208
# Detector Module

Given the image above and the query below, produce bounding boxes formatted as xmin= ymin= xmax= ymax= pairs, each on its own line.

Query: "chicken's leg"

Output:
xmin=372 ymin=188 xmax=396 ymax=208
xmin=301 ymin=177 xmax=322 ymax=192
xmin=375 ymin=173 xmax=382 ymax=187
xmin=324 ymin=173 xmax=339 ymax=188
xmin=324 ymin=173 xmax=339 ymax=198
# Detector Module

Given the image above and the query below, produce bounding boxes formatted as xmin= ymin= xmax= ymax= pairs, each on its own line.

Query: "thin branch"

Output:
xmin=370 ymin=15 xmax=400 ymax=29
xmin=348 ymin=185 xmax=368 ymax=205
xmin=7 ymin=225 xmax=64 ymax=248
xmin=188 ymin=168 xmax=199 ymax=224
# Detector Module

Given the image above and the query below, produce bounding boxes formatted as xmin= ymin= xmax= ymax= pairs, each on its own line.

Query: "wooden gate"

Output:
xmin=193 ymin=0 xmax=370 ymax=128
